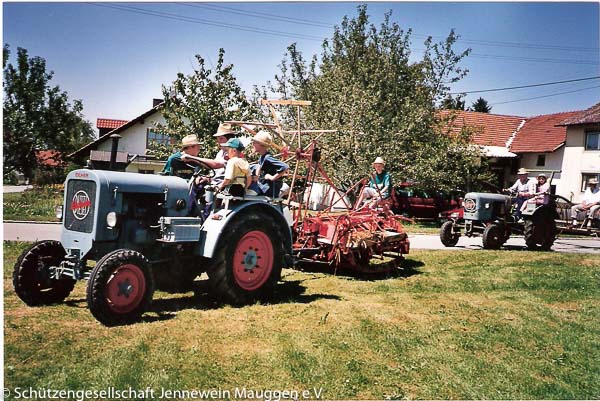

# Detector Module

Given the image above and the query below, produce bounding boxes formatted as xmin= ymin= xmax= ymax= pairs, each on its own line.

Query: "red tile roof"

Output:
xmin=96 ymin=118 xmax=128 ymax=129
xmin=510 ymin=111 xmax=580 ymax=153
xmin=439 ymin=110 xmax=524 ymax=147
xmin=35 ymin=150 xmax=64 ymax=167
xmin=557 ymin=102 xmax=600 ymax=126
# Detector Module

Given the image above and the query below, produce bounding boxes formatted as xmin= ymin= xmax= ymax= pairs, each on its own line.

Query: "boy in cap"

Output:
xmin=217 ymin=137 xmax=251 ymax=195
xmin=249 ymin=131 xmax=289 ymax=198
xmin=570 ymin=177 xmax=600 ymax=228
xmin=355 ymin=157 xmax=392 ymax=209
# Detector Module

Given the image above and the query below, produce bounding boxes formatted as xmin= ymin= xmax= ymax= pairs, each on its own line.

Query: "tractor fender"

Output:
xmin=197 ymin=201 xmax=293 ymax=259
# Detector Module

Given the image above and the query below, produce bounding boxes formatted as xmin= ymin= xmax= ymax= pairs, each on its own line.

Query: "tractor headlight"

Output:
xmin=55 ymin=205 xmax=63 ymax=220
xmin=106 ymin=212 xmax=118 ymax=228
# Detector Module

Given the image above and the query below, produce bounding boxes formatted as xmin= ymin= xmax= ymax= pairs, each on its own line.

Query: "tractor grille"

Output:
xmin=64 ymin=179 xmax=96 ymax=233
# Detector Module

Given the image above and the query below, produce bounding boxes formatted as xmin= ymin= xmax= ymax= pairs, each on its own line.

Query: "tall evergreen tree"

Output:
xmin=471 ymin=97 xmax=492 ymax=113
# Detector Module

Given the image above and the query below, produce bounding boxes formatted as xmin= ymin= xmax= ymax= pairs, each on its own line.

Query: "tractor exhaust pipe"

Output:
xmin=109 ymin=134 xmax=122 ymax=171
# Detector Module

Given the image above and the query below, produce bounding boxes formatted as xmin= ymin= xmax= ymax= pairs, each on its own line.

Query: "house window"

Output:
xmin=147 ymin=129 xmax=171 ymax=147
xmin=585 ymin=131 xmax=600 ymax=150
xmin=581 ymin=173 xmax=600 ymax=191
xmin=536 ymin=154 xmax=546 ymax=167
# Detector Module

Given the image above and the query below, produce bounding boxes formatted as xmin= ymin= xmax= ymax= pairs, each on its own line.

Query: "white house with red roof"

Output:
xmin=556 ymin=103 xmax=600 ymax=201
xmin=445 ymin=102 xmax=600 ymax=202
xmin=70 ymin=99 xmax=172 ymax=174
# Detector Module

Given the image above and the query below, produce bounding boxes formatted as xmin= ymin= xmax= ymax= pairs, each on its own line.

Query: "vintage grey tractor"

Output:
xmin=439 ymin=191 xmax=558 ymax=250
xmin=13 ymin=168 xmax=293 ymax=326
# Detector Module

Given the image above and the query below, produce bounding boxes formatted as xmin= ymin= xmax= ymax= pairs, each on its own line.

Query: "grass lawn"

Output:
xmin=3 ymin=186 xmax=63 ymax=222
xmin=4 ymin=241 xmax=600 ymax=399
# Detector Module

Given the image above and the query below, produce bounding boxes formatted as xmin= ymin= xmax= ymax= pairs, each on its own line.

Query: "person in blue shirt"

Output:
xmin=162 ymin=134 xmax=201 ymax=179
xmin=248 ymin=131 xmax=289 ymax=198
xmin=355 ymin=157 xmax=392 ymax=209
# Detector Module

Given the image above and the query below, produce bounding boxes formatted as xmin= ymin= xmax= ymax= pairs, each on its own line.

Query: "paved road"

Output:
xmin=409 ymin=234 xmax=600 ymax=254
xmin=4 ymin=222 xmax=599 ymax=254
xmin=3 ymin=185 xmax=33 ymax=193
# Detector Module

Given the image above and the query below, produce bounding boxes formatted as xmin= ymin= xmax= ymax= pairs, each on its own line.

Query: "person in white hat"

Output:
xmin=504 ymin=168 xmax=532 ymax=219
xmin=354 ymin=157 xmax=392 ymax=209
xmin=162 ymin=134 xmax=202 ymax=179
xmin=249 ymin=130 xmax=289 ymax=198
xmin=570 ymin=177 xmax=600 ymax=228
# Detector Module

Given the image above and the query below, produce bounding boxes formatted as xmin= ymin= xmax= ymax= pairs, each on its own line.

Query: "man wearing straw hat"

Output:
xmin=179 ymin=122 xmax=239 ymax=184
xmin=162 ymin=134 xmax=202 ymax=179
xmin=504 ymin=168 xmax=532 ymax=220
xmin=570 ymin=177 xmax=600 ymax=228
xmin=249 ymin=130 xmax=289 ymax=198
xmin=355 ymin=157 xmax=392 ymax=209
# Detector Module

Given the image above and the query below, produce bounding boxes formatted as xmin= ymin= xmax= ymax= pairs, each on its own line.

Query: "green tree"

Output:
xmin=151 ymin=48 xmax=260 ymax=159
xmin=470 ymin=97 xmax=492 ymax=113
xmin=257 ymin=5 xmax=489 ymax=191
xmin=3 ymin=44 xmax=94 ymax=181
xmin=441 ymin=95 xmax=466 ymax=110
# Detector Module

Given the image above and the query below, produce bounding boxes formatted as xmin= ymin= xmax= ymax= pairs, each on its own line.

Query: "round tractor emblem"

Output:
xmin=70 ymin=190 xmax=92 ymax=220
xmin=464 ymin=198 xmax=477 ymax=213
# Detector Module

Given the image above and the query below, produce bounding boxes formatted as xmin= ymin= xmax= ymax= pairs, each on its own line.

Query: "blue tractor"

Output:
xmin=439 ymin=191 xmax=558 ymax=250
xmin=12 ymin=168 xmax=293 ymax=326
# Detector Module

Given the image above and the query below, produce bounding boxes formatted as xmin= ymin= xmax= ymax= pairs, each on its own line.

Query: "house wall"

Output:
xmin=560 ymin=125 xmax=600 ymax=202
xmin=97 ymin=111 xmax=168 ymax=174
xmin=517 ymin=149 xmax=565 ymax=195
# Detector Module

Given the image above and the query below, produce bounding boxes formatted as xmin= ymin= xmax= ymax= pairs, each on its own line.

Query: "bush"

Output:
xmin=32 ymin=167 xmax=68 ymax=186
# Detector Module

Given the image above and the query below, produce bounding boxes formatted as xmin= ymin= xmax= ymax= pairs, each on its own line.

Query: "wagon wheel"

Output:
xmin=206 ymin=211 xmax=285 ymax=305
xmin=87 ymin=249 xmax=154 ymax=326
xmin=13 ymin=240 xmax=76 ymax=306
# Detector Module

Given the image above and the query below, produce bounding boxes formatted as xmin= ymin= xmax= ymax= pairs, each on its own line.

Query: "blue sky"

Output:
xmin=3 ymin=2 xmax=599 ymax=134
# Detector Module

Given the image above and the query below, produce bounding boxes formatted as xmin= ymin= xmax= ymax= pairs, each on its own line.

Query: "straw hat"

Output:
xmin=181 ymin=134 xmax=200 ymax=148
xmin=213 ymin=123 xmax=237 ymax=137
xmin=589 ymin=178 xmax=599 ymax=185
xmin=373 ymin=157 xmax=385 ymax=166
xmin=517 ymin=168 xmax=528 ymax=175
xmin=252 ymin=130 xmax=273 ymax=147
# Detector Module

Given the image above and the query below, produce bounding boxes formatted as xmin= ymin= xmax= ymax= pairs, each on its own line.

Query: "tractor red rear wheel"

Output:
xmin=206 ymin=212 xmax=284 ymax=305
xmin=87 ymin=249 xmax=154 ymax=326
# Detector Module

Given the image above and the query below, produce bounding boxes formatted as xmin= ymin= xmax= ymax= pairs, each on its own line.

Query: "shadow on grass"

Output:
xmin=293 ymin=258 xmax=424 ymax=281
xmin=141 ymin=277 xmax=340 ymax=322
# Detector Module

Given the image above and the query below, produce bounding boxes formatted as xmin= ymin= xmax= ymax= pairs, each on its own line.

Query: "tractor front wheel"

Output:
xmin=13 ymin=240 xmax=75 ymax=306
xmin=440 ymin=221 xmax=460 ymax=247
xmin=482 ymin=224 xmax=503 ymax=250
xmin=87 ymin=249 xmax=154 ymax=326
xmin=206 ymin=212 xmax=284 ymax=305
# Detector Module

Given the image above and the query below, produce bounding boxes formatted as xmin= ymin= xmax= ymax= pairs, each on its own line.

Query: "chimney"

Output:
xmin=109 ymin=134 xmax=122 ymax=171
xmin=153 ymin=98 xmax=164 ymax=108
